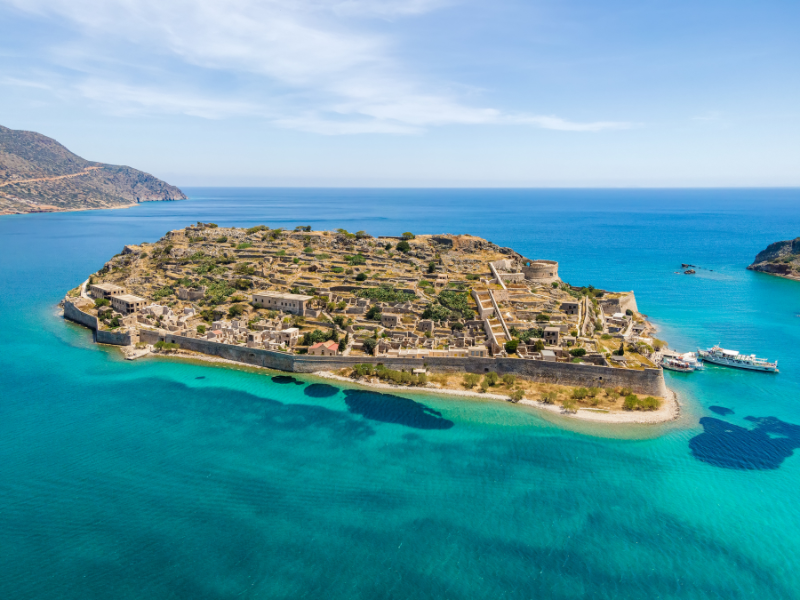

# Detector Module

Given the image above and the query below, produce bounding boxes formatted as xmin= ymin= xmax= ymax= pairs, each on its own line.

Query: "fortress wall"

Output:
xmin=64 ymin=300 xmax=98 ymax=331
xmin=65 ymin=304 xmax=666 ymax=396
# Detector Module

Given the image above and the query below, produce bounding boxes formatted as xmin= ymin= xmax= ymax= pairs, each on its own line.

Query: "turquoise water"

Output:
xmin=2 ymin=188 xmax=800 ymax=598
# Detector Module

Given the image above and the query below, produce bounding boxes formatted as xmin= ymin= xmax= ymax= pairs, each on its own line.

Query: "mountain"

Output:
xmin=0 ymin=125 xmax=186 ymax=215
xmin=747 ymin=238 xmax=800 ymax=281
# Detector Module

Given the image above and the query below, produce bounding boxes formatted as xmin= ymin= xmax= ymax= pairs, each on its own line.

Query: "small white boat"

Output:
xmin=679 ymin=352 xmax=705 ymax=371
xmin=698 ymin=345 xmax=779 ymax=373
xmin=661 ymin=357 xmax=693 ymax=373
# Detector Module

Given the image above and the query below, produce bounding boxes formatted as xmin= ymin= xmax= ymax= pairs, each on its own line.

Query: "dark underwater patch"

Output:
xmin=272 ymin=375 xmax=303 ymax=385
xmin=689 ymin=416 xmax=800 ymax=470
xmin=343 ymin=390 xmax=455 ymax=430
xmin=304 ymin=383 xmax=340 ymax=398
xmin=709 ymin=406 xmax=733 ymax=416
xmin=195 ymin=376 xmax=206 ymax=380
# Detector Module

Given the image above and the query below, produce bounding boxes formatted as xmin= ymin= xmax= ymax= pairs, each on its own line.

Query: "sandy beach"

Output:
xmin=136 ymin=347 xmax=680 ymax=426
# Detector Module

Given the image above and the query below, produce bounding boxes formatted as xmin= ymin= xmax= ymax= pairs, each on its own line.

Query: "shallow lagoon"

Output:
xmin=2 ymin=188 xmax=800 ymax=599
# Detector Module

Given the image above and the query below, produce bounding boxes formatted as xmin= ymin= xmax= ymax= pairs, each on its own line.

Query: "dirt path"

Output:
xmin=0 ymin=166 xmax=103 ymax=187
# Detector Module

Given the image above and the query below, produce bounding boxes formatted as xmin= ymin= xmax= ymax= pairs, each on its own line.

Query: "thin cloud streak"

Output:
xmin=1 ymin=0 xmax=632 ymax=134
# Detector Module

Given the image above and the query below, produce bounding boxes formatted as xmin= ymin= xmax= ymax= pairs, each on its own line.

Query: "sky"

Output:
xmin=1 ymin=0 xmax=798 ymax=187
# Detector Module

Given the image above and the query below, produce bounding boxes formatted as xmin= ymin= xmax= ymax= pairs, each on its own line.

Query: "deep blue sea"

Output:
xmin=2 ymin=188 xmax=800 ymax=599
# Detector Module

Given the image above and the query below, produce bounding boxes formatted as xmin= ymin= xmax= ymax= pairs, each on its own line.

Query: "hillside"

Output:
xmin=747 ymin=238 xmax=800 ymax=280
xmin=0 ymin=125 xmax=186 ymax=214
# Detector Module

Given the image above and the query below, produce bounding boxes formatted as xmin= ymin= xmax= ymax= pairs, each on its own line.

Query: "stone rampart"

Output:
xmin=65 ymin=300 xmax=137 ymax=345
xmin=65 ymin=302 xmax=667 ymax=396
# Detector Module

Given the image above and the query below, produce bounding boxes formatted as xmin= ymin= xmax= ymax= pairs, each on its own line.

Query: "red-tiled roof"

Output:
xmin=310 ymin=340 xmax=338 ymax=350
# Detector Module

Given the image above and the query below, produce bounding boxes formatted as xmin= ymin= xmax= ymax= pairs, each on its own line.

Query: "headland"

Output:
xmin=62 ymin=223 xmax=676 ymax=423
xmin=748 ymin=237 xmax=800 ymax=281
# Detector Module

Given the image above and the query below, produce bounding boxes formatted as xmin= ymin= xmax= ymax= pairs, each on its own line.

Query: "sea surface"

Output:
xmin=2 ymin=188 xmax=800 ymax=599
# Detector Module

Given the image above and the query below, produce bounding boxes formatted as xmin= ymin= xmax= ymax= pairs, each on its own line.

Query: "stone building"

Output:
xmin=251 ymin=291 xmax=313 ymax=315
xmin=308 ymin=340 xmax=339 ymax=356
xmin=90 ymin=283 xmax=125 ymax=299
xmin=111 ymin=294 xmax=147 ymax=315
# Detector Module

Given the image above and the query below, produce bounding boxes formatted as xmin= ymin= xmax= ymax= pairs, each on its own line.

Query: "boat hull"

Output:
xmin=698 ymin=354 xmax=778 ymax=373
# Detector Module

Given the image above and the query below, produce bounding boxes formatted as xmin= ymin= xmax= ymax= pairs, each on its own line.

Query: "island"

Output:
xmin=62 ymin=224 xmax=677 ymax=423
xmin=0 ymin=124 xmax=186 ymax=215
xmin=748 ymin=237 xmax=800 ymax=281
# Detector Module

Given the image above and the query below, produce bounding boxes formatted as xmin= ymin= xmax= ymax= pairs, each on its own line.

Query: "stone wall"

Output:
xmin=600 ymin=292 xmax=639 ymax=315
xmin=66 ymin=300 xmax=666 ymax=396
xmin=65 ymin=300 xmax=137 ymax=345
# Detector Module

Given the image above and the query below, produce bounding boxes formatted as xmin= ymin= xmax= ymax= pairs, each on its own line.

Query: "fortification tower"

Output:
xmin=521 ymin=259 xmax=559 ymax=284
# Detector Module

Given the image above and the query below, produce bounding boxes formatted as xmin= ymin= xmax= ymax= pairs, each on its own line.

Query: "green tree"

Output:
xmin=504 ymin=339 xmax=519 ymax=354
xmin=362 ymin=337 xmax=378 ymax=355
xmin=533 ymin=340 xmax=545 ymax=352
xmin=197 ymin=325 xmax=206 ymax=335
xmin=338 ymin=333 xmax=349 ymax=352
xmin=502 ymin=374 xmax=516 ymax=386
xmin=462 ymin=373 xmax=480 ymax=389
xmin=484 ymin=372 xmax=499 ymax=386
xmin=510 ymin=389 xmax=524 ymax=403
xmin=427 ymin=261 xmax=436 ymax=273
xmin=572 ymin=387 xmax=588 ymax=400
xmin=94 ymin=298 xmax=110 ymax=308
xmin=402 ymin=232 xmax=415 ymax=239
xmin=616 ymin=342 xmax=625 ymax=356
xmin=355 ymin=272 xmax=368 ymax=281
xmin=396 ymin=240 xmax=411 ymax=253
xmin=366 ymin=305 xmax=382 ymax=321
xmin=561 ymin=398 xmax=578 ymax=413
xmin=569 ymin=348 xmax=586 ymax=357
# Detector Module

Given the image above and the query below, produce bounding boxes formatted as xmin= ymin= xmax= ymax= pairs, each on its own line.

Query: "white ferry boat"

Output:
xmin=697 ymin=346 xmax=779 ymax=373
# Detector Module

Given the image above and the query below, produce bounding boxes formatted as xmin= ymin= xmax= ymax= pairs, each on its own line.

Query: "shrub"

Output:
xmin=237 ymin=242 xmax=253 ymax=250
xmin=623 ymin=395 xmax=661 ymax=411
xmin=215 ymin=236 xmax=228 ymax=243
xmin=153 ymin=286 xmax=174 ymax=300
xmin=355 ymin=272 xmax=368 ymax=281
xmin=345 ymin=254 xmax=367 ymax=266
xmin=510 ymin=389 xmax=524 ymax=403
xmin=569 ymin=348 xmax=586 ymax=357
xmin=535 ymin=314 xmax=550 ymax=322
xmin=462 ymin=373 xmax=480 ymax=389
xmin=357 ymin=286 xmax=415 ymax=303
xmin=234 ymin=278 xmax=253 ymax=290
xmin=384 ymin=243 xmax=392 ymax=250
xmin=587 ymin=386 xmax=600 ymax=397
xmin=504 ymin=339 xmax=519 ymax=354
xmin=479 ymin=379 xmax=490 ymax=392
xmin=396 ymin=240 xmax=411 ymax=253
xmin=292 ymin=257 xmax=299 ymax=264
xmin=572 ymin=387 xmax=589 ymax=400
xmin=541 ymin=391 xmax=558 ymax=404
xmin=228 ymin=304 xmax=246 ymax=318
xmin=235 ymin=263 xmax=256 ymax=275
xmin=197 ymin=325 xmax=206 ymax=334
xmin=619 ymin=387 xmax=632 ymax=396
xmin=94 ymin=298 xmax=110 ymax=308
xmin=561 ymin=398 xmax=578 ymax=413
xmin=626 ymin=308 xmax=634 ymax=316
xmin=331 ymin=266 xmax=344 ymax=273
xmin=304 ymin=246 xmax=314 ymax=254
xmin=154 ymin=341 xmax=179 ymax=353
xmin=616 ymin=343 xmax=625 ymax=356
xmin=427 ymin=262 xmax=436 ymax=273
xmin=466 ymin=273 xmax=480 ymax=281
xmin=533 ymin=340 xmax=545 ymax=352
xmin=502 ymin=374 xmax=516 ymax=386
xmin=484 ymin=372 xmax=499 ymax=386
xmin=246 ymin=225 xmax=268 ymax=235
xmin=402 ymin=232 xmax=415 ymax=239
xmin=601 ymin=334 xmax=612 ymax=340
xmin=365 ymin=305 xmax=382 ymax=321
xmin=551 ymin=281 xmax=559 ymax=288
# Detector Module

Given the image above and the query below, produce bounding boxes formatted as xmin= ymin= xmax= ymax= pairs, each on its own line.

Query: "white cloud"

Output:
xmin=1 ymin=0 xmax=631 ymax=134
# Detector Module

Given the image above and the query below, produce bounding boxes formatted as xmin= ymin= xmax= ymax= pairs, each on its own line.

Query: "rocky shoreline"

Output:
xmin=748 ymin=237 xmax=800 ymax=281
